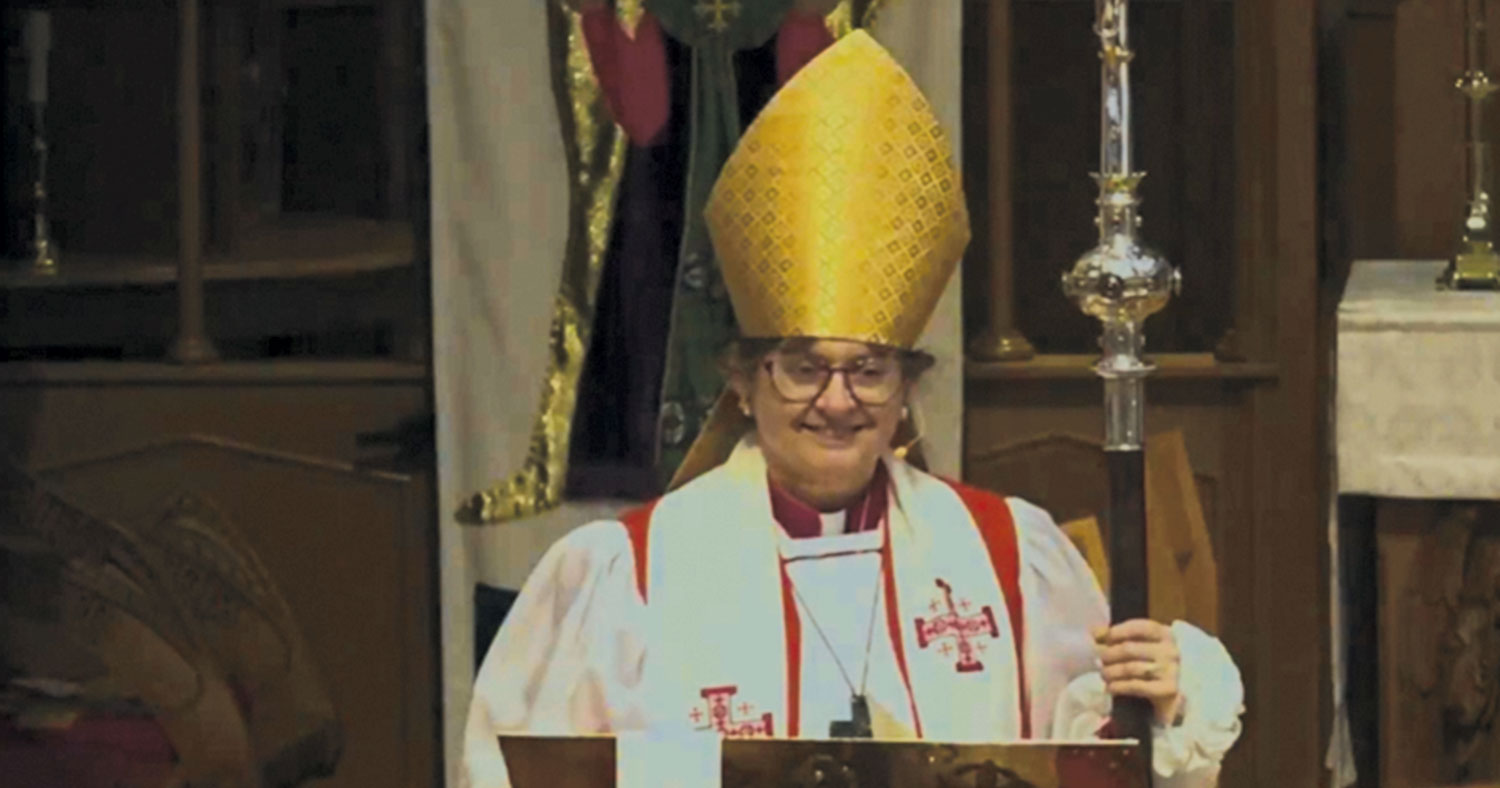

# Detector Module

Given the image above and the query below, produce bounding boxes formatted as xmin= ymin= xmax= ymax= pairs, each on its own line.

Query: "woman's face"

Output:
xmin=734 ymin=339 xmax=910 ymax=510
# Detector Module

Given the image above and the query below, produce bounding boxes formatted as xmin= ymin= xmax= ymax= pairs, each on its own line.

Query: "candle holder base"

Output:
xmin=170 ymin=334 xmax=220 ymax=365
xmin=967 ymin=327 xmax=1036 ymax=362
xmin=1439 ymin=242 xmax=1500 ymax=290
xmin=1213 ymin=329 xmax=1248 ymax=362
xmin=30 ymin=239 xmax=58 ymax=276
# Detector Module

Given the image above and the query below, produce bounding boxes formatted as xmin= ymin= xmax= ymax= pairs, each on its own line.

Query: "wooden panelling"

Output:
xmin=1393 ymin=0 xmax=1474 ymax=258
xmin=0 ymin=370 xmax=436 ymax=788
xmin=966 ymin=1 xmax=1323 ymax=786
xmin=966 ymin=378 xmax=1247 ymax=612
xmin=1343 ymin=17 xmax=1397 ymax=262
xmin=1006 ymin=0 xmax=1237 ymax=354
xmin=33 ymin=436 xmax=436 ymax=788
xmin=44 ymin=7 xmax=180 ymax=256
xmin=966 ymin=377 xmax=1277 ymax=788
xmin=1374 ymin=500 xmax=1500 ymax=786
xmin=1253 ymin=0 xmax=1324 ymax=783
xmin=0 ymin=365 xmax=426 ymax=469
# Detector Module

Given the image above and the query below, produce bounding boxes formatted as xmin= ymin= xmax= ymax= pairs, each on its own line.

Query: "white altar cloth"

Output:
xmin=1328 ymin=259 xmax=1500 ymax=786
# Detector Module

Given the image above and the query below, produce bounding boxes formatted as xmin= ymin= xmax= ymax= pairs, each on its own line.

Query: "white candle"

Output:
xmin=23 ymin=11 xmax=51 ymax=105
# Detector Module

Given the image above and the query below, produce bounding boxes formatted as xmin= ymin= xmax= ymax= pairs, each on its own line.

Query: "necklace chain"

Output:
xmin=786 ymin=557 xmax=885 ymax=700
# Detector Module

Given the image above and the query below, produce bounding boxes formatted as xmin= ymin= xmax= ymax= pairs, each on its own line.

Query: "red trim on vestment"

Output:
xmin=623 ymin=495 xmax=802 ymax=736
xmin=770 ymin=463 xmax=901 ymax=737
xmin=941 ymin=480 xmax=1031 ymax=739
xmin=620 ymin=499 xmax=658 ymax=601
xmin=880 ymin=526 xmax=924 ymax=738
xmin=779 ymin=561 xmax=802 ymax=738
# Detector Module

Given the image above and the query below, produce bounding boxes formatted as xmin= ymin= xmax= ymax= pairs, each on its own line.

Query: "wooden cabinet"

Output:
xmin=0 ymin=3 xmax=436 ymax=787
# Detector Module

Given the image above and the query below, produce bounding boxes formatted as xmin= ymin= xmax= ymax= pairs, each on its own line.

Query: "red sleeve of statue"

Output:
xmin=776 ymin=11 xmax=835 ymax=85
xmin=580 ymin=8 xmax=670 ymax=146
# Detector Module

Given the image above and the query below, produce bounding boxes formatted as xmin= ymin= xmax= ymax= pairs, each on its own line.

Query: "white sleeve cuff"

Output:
xmin=1151 ymin=621 xmax=1244 ymax=777
xmin=1050 ymin=621 xmax=1245 ymax=780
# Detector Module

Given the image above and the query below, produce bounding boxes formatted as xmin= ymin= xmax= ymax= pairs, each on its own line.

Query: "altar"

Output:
xmin=1333 ymin=259 xmax=1500 ymax=787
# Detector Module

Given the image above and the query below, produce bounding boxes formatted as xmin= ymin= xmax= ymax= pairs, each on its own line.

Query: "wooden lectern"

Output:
xmin=500 ymin=734 xmax=1147 ymax=787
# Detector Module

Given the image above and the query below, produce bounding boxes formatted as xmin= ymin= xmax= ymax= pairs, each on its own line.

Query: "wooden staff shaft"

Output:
xmin=1107 ymin=446 xmax=1154 ymax=753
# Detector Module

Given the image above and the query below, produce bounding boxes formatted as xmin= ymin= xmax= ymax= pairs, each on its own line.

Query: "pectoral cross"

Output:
xmin=828 ymin=694 xmax=873 ymax=739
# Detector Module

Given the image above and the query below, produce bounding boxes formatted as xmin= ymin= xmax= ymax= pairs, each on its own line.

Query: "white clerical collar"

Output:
xmin=776 ymin=523 xmax=885 ymax=561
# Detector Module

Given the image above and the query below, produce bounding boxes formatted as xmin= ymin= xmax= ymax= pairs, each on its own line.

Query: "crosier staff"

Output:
xmin=1062 ymin=0 xmax=1180 ymax=767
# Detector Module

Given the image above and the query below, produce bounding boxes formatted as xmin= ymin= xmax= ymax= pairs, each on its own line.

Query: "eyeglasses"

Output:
xmin=764 ymin=353 xmax=904 ymax=405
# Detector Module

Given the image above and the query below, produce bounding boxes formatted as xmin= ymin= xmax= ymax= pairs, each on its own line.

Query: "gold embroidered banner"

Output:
xmin=456 ymin=5 xmax=627 ymax=524
xmin=457 ymin=0 xmax=890 ymax=525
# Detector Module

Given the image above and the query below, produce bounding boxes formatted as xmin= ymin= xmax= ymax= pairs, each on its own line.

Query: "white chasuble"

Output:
xmin=461 ymin=441 xmax=1244 ymax=788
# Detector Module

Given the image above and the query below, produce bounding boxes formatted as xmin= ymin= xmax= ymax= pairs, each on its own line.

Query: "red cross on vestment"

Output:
xmin=914 ymin=578 xmax=1000 ymax=673
xmin=691 ymin=685 xmax=774 ymax=737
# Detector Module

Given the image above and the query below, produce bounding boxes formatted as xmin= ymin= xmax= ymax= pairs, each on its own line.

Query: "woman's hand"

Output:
xmin=1093 ymin=619 xmax=1184 ymax=726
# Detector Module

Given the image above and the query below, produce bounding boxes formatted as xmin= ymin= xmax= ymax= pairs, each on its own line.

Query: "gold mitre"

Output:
xmin=704 ymin=30 xmax=970 ymax=350
xmin=667 ymin=32 xmax=964 ymax=492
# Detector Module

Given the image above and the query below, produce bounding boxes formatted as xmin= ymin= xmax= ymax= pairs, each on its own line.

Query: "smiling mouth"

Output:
xmin=799 ymin=423 xmax=867 ymax=444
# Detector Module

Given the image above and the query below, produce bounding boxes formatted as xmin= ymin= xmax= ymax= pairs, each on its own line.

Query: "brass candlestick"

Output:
xmin=22 ymin=11 xmax=57 ymax=275
xmin=30 ymin=102 xmax=57 ymax=275
xmin=1443 ymin=0 xmax=1500 ymax=289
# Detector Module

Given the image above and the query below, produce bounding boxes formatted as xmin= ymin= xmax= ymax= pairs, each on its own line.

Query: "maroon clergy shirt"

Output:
xmin=768 ymin=462 xmax=890 ymax=540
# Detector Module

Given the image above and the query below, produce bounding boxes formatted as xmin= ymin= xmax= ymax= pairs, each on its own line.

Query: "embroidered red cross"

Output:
xmin=914 ymin=578 xmax=1000 ymax=673
xmin=691 ymin=685 xmax=774 ymax=736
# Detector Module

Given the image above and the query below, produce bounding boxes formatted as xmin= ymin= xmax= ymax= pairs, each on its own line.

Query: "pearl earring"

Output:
xmin=901 ymin=405 xmax=910 ymax=421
